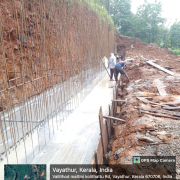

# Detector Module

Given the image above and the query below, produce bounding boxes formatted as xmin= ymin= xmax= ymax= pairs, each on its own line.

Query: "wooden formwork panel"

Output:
xmin=96 ymin=138 xmax=103 ymax=164
xmin=106 ymin=119 xmax=111 ymax=142
xmin=113 ymin=88 xmax=117 ymax=118
xmin=91 ymin=157 xmax=96 ymax=164
xmin=99 ymin=107 xmax=109 ymax=156
xmin=106 ymin=105 xmax=111 ymax=141
xmin=92 ymin=103 xmax=115 ymax=165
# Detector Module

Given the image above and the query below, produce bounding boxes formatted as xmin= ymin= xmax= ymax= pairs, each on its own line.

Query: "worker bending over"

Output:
xmin=114 ymin=61 xmax=131 ymax=82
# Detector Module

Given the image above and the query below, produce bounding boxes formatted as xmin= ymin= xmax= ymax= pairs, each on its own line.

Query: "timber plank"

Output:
xmin=137 ymin=107 xmax=180 ymax=117
xmin=103 ymin=115 xmax=126 ymax=122
xmin=154 ymin=79 xmax=167 ymax=96
xmin=147 ymin=60 xmax=174 ymax=76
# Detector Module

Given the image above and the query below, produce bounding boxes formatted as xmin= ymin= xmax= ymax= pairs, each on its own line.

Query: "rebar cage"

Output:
xmin=0 ymin=0 xmax=115 ymax=163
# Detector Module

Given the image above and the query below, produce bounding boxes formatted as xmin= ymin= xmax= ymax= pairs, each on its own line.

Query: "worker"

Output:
xmin=114 ymin=53 xmax=119 ymax=62
xmin=120 ymin=53 xmax=123 ymax=60
xmin=131 ymin=44 xmax=135 ymax=50
xmin=108 ymin=53 xmax=116 ymax=81
xmin=114 ymin=60 xmax=131 ymax=82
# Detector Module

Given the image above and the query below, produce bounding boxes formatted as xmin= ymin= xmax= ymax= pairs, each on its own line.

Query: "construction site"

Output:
xmin=0 ymin=0 xmax=180 ymax=179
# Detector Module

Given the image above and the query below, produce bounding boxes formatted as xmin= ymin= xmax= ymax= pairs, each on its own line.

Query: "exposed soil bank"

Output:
xmin=0 ymin=0 xmax=114 ymax=111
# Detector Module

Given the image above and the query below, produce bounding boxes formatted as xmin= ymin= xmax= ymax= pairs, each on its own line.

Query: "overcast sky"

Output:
xmin=131 ymin=0 xmax=180 ymax=27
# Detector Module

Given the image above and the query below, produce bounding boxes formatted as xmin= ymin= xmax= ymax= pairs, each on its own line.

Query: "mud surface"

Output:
xmin=109 ymin=41 xmax=180 ymax=178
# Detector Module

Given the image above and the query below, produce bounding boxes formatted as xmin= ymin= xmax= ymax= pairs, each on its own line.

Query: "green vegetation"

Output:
xmin=80 ymin=0 xmax=114 ymax=26
xmin=63 ymin=0 xmax=113 ymax=26
xmin=170 ymin=21 xmax=180 ymax=48
xmin=4 ymin=166 xmax=15 ymax=180
xmin=9 ymin=165 xmax=34 ymax=180
xmin=110 ymin=0 xmax=180 ymax=54
xmin=172 ymin=49 xmax=180 ymax=55
xmin=4 ymin=165 xmax=46 ymax=180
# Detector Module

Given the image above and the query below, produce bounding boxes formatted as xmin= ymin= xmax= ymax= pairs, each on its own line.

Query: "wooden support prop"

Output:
xmin=146 ymin=60 xmax=174 ymax=76
xmin=139 ymin=110 xmax=180 ymax=120
xmin=103 ymin=115 xmax=126 ymax=123
xmin=111 ymin=99 xmax=127 ymax=102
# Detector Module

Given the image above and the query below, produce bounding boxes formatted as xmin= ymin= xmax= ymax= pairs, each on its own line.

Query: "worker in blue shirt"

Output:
xmin=114 ymin=61 xmax=131 ymax=82
xmin=114 ymin=53 xmax=119 ymax=62
xmin=120 ymin=53 xmax=123 ymax=60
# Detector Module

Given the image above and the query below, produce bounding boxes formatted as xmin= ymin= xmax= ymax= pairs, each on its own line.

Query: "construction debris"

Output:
xmin=109 ymin=38 xmax=180 ymax=178
xmin=138 ymin=136 xmax=155 ymax=143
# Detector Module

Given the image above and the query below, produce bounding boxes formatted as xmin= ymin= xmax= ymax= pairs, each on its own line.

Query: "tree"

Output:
xmin=170 ymin=21 xmax=180 ymax=48
xmin=159 ymin=26 xmax=170 ymax=48
xmin=110 ymin=0 xmax=133 ymax=35
xmin=136 ymin=0 xmax=165 ymax=44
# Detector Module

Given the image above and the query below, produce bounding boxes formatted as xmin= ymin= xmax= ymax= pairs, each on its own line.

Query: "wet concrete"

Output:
xmin=0 ymin=72 xmax=115 ymax=179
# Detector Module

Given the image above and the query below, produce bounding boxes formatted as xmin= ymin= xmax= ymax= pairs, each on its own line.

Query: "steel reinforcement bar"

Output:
xmin=0 ymin=0 xmax=115 ymax=163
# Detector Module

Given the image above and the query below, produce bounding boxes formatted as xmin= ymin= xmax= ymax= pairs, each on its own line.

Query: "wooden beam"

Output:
xmin=130 ymin=129 xmax=155 ymax=133
xmin=139 ymin=110 xmax=180 ymax=120
xmin=163 ymin=101 xmax=180 ymax=107
xmin=146 ymin=60 xmax=174 ymax=76
xmin=154 ymin=79 xmax=167 ymax=96
xmin=162 ymin=105 xmax=180 ymax=111
xmin=136 ymin=97 xmax=160 ymax=105
xmin=103 ymin=115 xmax=126 ymax=122
xmin=111 ymin=99 xmax=127 ymax=102
xmin=137 ymin=107 xmax=180 ymax=117
xmin=137 ymin=142 xmax=168 ymax=146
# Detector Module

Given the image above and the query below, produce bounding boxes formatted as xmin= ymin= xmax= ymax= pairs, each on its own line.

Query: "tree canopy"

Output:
xmin=110 ymin=0 xmax=180 ymax=53
xmin=170 ymin=21 xmax=180 ymax=48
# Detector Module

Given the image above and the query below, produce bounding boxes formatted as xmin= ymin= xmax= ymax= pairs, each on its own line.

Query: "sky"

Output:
xmin=131 ymin=0 xmax=180 ymax=27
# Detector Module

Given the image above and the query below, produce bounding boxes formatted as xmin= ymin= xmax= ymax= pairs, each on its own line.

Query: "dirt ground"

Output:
xmin=109 ymin=37 xmax=180 ymax=178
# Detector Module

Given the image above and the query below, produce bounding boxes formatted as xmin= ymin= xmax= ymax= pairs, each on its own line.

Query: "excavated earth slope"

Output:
xmin=110 ymin=35 xmax=180 ymax=178
xmin=0 ymin=0 xmax=113 ymax=111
